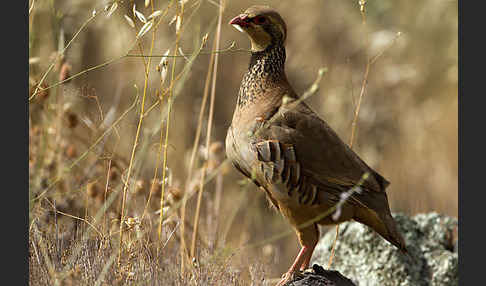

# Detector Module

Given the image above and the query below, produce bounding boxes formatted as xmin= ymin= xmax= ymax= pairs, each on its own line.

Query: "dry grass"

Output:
xmin=29 ymin=0 xmax=457 ymax=285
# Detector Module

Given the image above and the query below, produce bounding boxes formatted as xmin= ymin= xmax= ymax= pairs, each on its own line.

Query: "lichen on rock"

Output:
xmin=310 ymin=212 xmax=458 ymax=286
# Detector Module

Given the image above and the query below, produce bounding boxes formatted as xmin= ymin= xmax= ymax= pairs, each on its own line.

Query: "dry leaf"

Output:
xmin=147 ymin=10 xmax=163 ymax=20
xmin=106 ymin=2 xmax=118 ymax=18
xmin=124 ymin=14 xmax=135 ymax=28
xmin=136 ymin=20 xmax=153 ymax=38
xmin=133 ymin=4 xmax=147 ymax=23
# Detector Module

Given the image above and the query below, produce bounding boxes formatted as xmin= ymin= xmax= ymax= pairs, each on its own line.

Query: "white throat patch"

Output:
xmin=232 ymin=24 xmax=244 ymax=33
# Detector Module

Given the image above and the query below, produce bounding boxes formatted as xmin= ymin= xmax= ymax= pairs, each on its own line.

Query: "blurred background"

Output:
xmin=29 ymin=0 xmax=457 ymax=283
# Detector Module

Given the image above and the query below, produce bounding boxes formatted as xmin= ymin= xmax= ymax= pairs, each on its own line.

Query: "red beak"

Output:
xmin=229 ymin=14 xmax=250 ymax=27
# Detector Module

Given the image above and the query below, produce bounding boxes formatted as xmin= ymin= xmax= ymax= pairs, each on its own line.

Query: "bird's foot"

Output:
xmin=301 ymin=267 xmax=315 ymax=274
xmin=275 ymin=270 xmax=304 ymax=286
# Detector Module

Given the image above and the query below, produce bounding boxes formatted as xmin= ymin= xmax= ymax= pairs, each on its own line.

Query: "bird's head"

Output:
xmin=229 ymin=5 xmax=287 ymax=52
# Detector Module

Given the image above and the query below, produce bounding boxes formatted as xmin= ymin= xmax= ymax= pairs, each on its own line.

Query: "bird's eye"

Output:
xmin=253 ymin=16 xmax=267 ymax=25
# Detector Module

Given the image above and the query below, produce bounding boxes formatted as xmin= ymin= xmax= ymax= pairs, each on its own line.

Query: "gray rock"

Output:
xmin=311 ymin=212 xmax=458 ymax=286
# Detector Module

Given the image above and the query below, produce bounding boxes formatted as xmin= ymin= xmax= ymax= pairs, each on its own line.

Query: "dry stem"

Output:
xmin=118 ymin=7 xmax=159 ymax=266
xmin=158 ymin=0 xmax=185 ymax=258
xmin=190 ymin=0 xmax=225 ymax=261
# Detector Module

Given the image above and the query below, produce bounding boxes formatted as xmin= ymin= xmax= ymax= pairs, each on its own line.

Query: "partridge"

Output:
xmin=225 ymin=6 xmax=407 ymax=286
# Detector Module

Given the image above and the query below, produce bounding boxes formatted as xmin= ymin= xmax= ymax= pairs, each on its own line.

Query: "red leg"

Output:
xmin=276 ymin=246 xmax=309 ymax=286
xmin=300 ymin=241 xmax=317 ymax=271
xmin=300 ymin=224 xmax=319 ymax=271
xmin=276 ymin=224 xmax=319 ymax=286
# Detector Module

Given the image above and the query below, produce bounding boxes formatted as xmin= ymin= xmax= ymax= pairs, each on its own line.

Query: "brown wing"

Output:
xmin=255 ymin=99 xmax=389 ymax=196
xmin=250 ymin=107 xmax=407 ymax=251
xmin=253 ymin=140 xmax=321 ymax=206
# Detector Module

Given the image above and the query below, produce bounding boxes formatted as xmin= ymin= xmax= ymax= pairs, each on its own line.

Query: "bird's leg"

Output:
xmin=276 ymin=224 xmax=319 ymax=286
xmin=299 ymin=224 xmax=319 ymax=271
xmin=300 ymin=241 xmax=317 ymax=271
xmin=276 ymin=246 xmax=309 ymax=286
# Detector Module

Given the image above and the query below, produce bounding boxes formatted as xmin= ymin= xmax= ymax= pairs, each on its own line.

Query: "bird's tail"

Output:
xmin=377 ymin=212 xmax=408 ymax=253
xmin=354 ymin=204 xmax=408 ymax=254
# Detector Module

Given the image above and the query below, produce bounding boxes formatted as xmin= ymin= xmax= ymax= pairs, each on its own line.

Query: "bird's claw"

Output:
xmin=302 ymin=267 xmax=314 ymax=274
xmin=275 ymin=270 xmax=304 ymax=286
